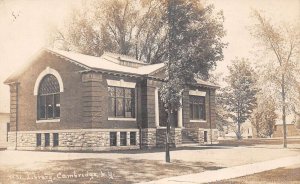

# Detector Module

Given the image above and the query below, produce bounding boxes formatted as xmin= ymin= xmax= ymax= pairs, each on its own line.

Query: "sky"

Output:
xmin=0 ymin=0 xmax=299 ymax=113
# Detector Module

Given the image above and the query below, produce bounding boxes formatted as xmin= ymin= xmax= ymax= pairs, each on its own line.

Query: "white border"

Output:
xmin=108 ymin=117 xmax=136 ymax=121
xmin=36 ymin=119 xmax=60 ymax=123
xmin=34 ymin=67 xmax=64 ymax=95
xmin=106 ymin=79 xmax=136 ymax=88
xmin=190 ymin=119 xmax=207 ymax=123
xmin=189 ymin=90 xmax=206 ymax=96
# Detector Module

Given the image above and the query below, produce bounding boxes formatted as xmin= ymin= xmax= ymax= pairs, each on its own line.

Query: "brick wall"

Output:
xmin=13 ymin=51 xmax=87 ymax=131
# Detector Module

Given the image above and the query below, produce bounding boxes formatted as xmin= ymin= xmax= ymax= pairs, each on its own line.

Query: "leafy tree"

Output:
xmin=50 ymin=0 xmax=168 ymax=63
xmin=159 ymin=0 xmax=226 ymax=162
xmin=208 ymin=73 xmax=231 ymax=133
xmin=251 ymin=95 xmax=277 ymax=138
xmin=251 ymin=10 xmax=300 ymax=147
xmin=223 ymin=58 xmax=257 ymax=140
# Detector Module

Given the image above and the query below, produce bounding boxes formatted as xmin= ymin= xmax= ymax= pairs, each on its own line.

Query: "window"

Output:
xmin=45 ymin=133 xmax=50 ymax=147
xmin=110 ymin=132 xmax=117 ymax=146
xmin=53 ymin=133 xmax=59 ymax=147
xmin=189 ymin=95 xmax=206 ymax=120
xmin=108 ymin=86 xmax=135 ymax=118
xmin=6 ymin=123 xmax=10 ymax=142
xmin=36 ymin=133 xmax=41 ymax=147
xmin=37 ymin=74 xmax=60 ymax=120
xmin=204 ymin=131 xmax=208 ymax=142
xmin=130 ymin=132 xmax=136 ymax=145
xmin=120 ymin=132 xmax=127 ymax=146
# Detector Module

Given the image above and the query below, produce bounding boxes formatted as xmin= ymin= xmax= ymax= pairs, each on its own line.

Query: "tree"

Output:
xmin=50 ymin=0 xmax=226 ymax=162
xmin=251 ymin=10 xmax=300 ymax=147
xmin=223 ymin=58 xmax=257 ymax=140
xmin=159 ymin=0 xmax=226 ymax=162
xmin=251 ymin=95 xmax=277 ymax=138
xmin=50 ymin=0 xmax=169 ymax=63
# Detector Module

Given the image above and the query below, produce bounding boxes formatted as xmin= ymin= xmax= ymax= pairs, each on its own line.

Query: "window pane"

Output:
xmin=39 ymin=74 xmax=60 ymax=95
xmin=125 ymin=99 xmax=132 ymax=118
xmin=116 ymin=98 xmax=124 ymax=117
xmin=194 ymin=104 xmax=200 ymax=119
xmin=120 ymin=132 xmax=127 ymax=146
xmin=189 ymin=104 xmax=193 ymax=119
xmin=200 ymin=106 xmax=205 ymax=120
xmin=124 ymin=88 xmax=133 ymax=98
xmin=108 ymin=87 xmax=115 ymax=97
xmin=39 ymin=96 xmax=46 ymax=119
xmin=131 ymin=89 xmax=135 ymax=118
xmin=109 ymin=97 xmax=116 ymax=117
xmin=54 ymin=94 xmax=60 ymax=118
xmin=46 ymin=95 xmax=54 ymax=119
xmin=116 ymin=87 xmax=124 ymax=97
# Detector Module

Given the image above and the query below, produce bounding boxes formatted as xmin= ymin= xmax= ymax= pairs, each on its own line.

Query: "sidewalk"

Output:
xmin=141 ymin=154 xmax=300 ymax=184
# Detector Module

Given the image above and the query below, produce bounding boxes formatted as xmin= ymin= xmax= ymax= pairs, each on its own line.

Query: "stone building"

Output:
xmin=4 ymin=48 xmax=218 ymax=151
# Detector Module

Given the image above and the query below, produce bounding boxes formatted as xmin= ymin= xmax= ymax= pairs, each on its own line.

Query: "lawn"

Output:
xmin=0 ymin=156 xmax=221 ymax=184
xmin=0 ymin=138 xmax=299 ymax=184
xmin=211 ymin=164 xmax=300 ymax=184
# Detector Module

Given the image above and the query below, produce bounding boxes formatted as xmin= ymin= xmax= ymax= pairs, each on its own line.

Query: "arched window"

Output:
xmin=37 ymin=74 xmax=60 ymax=120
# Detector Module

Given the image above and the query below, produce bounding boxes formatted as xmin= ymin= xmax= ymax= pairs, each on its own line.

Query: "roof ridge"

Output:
xmin=103 ymin=51 xmax=147 ymax=65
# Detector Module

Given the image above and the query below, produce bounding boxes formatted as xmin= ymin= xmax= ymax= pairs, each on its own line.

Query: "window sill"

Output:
xmin=108 ymin=117 xmax=136 ymax=121
xmin=36 ymin=119 xmax=60 ymax=123
xmin=190 ymin=119 xmax=206 ymax=123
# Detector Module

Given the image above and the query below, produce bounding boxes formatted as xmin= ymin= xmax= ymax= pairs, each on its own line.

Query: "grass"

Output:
xmin=0 ymin=157 xmax=222 ymax=184
xmin=210 ymin=165 xmax=300 ymax=184
xmin=1 ymin=137 xmax=299 ymax=184
xmin=218 ymin=137 xmax=300 ymax=147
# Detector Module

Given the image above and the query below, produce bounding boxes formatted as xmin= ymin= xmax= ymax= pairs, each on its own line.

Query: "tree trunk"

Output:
xmin=165 ymin=107 xmax=171 ymax=163
xmin=282 ymin=74 xmax=287 ymax=148
xmin=237 ymin=122 xmax=241 ymax=140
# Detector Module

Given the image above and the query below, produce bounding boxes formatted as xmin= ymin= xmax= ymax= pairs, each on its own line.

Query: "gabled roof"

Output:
xmin=4 ymin=48 xmax=220 ymax=89
xmin=47 ymin=48 xmax=164 ymax=75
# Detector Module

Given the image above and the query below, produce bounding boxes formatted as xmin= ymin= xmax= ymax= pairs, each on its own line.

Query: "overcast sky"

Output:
xmin=0 ymin=0 xmax=299 ymax=113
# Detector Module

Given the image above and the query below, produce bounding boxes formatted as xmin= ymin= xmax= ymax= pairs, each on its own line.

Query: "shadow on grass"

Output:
xmin=0 ymin=157 xmax=224 ymax=184
xmin=18 ymin=145 xmax=231 ymax=155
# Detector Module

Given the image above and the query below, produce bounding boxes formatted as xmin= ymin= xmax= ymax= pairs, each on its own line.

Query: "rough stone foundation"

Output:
xmin=141 ymin=128 xmax=156 ymax=149
xmin=7 ymin=129 xmax=140 ymax=151
xmin=156 ymin=128 xmax=182 ymax=147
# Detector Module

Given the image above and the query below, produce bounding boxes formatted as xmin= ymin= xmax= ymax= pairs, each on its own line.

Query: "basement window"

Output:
xmin=130 ymin=132 xmax=136 ymax=145
xmin=120 ymin=132 xmax=127 ymax=146
xmin=45 ymin=133 xmax=50 ymax=147
xmin=36 ymin=133 xmax=41 ymax=147
xmin=53 ymin=133 xmax=59 ymax=147
xmin=110 ymin=132 xmax=117 ymax=146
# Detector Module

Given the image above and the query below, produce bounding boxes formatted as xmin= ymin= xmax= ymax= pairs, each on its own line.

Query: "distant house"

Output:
xmin=273 ymin=122 xmax=300 ymax=137
xmin=0 ymin=112 xmax=9 ymax=148
xmin=4 ymin=48 xmax=219 ymax=151
xmin=221 ymin=121 xmax=253 ymax=139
